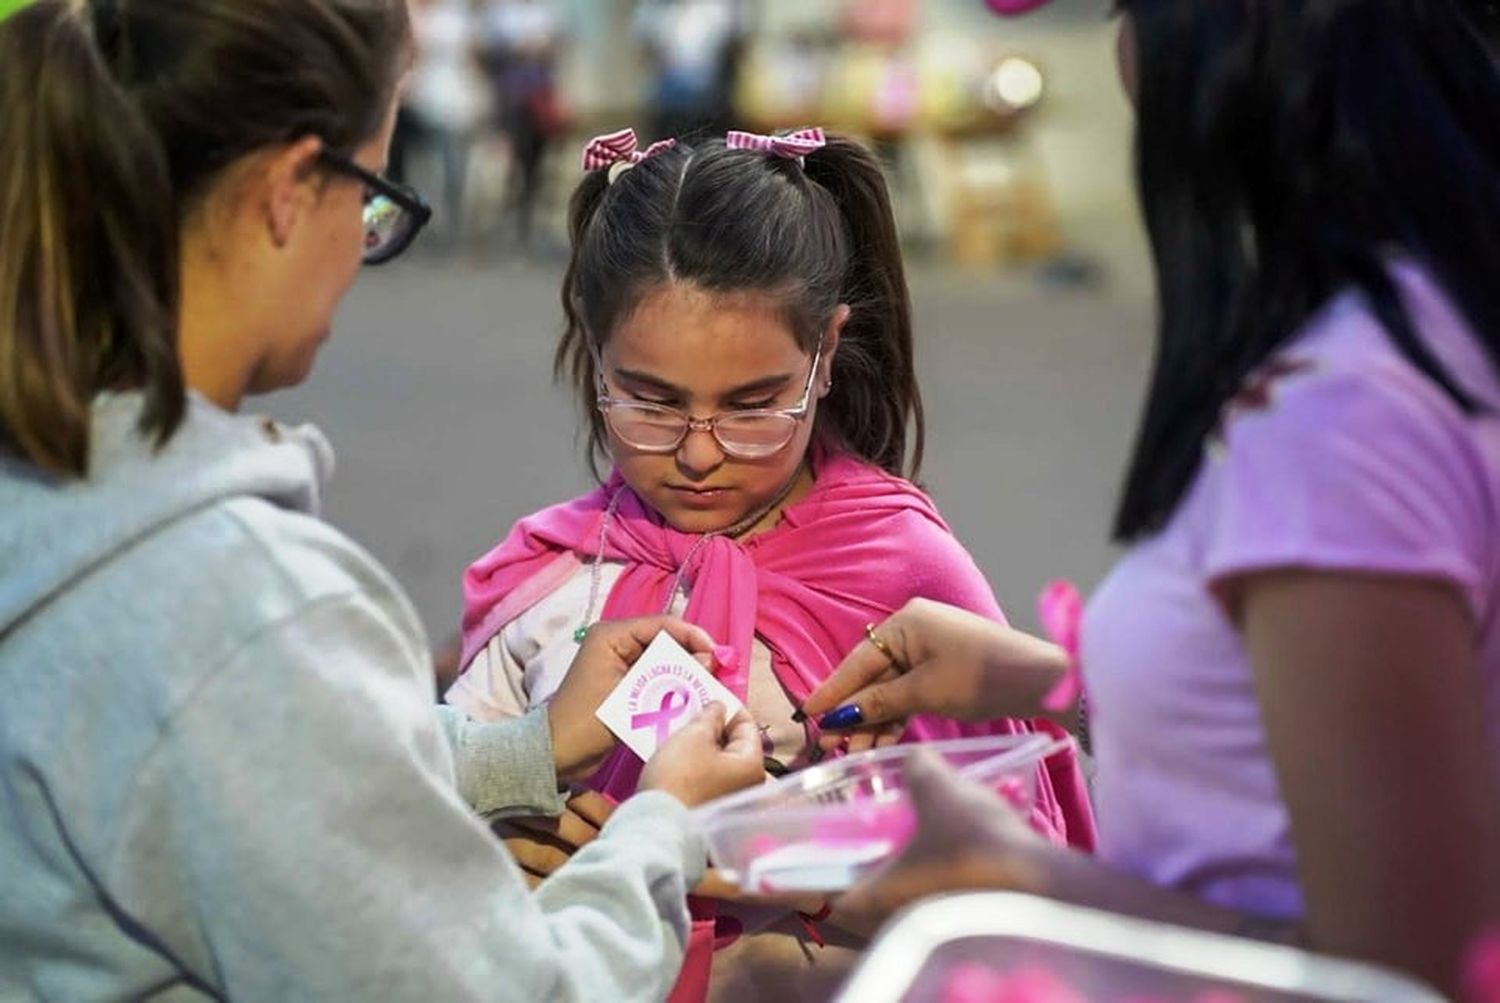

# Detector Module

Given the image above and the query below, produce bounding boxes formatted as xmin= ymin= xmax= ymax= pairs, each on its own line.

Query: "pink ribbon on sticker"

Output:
xmin=630 ymin=686 xmax=692 ymax=745
xmin=1038 ymin=579 xmax=1084 ymax=714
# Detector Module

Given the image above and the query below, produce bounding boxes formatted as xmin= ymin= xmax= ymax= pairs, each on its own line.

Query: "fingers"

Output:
xmin=499 ymin=825 xmax=575 ymax=877
xmin=815 ymin=671 xmax=922 ymax=735
xmin=686 ymin=701 xmax=728 ymax=736
xmin=505 ymin=807 xmax=601 ymax=851
xmin=692 ymin=869 xmax=746 ymax=901
xmin=902 ymin=748 xmax=954 ymax=805
xmin=693 ymin=869 xmax=828 ymax=914
xmin=902 ymin=749 xmax=1015 ymax=826
xmin=720 ymin=709 xmax=761 ymax=759
xmin=566 ymin=789 xmax=617 ymax=829
xmin=653 ymin=701 xmax=730 ymax=754
xmin=598 ymin=615 xmax=717 ymax=663
xmin=503 ymin=792 xmax=617 ymax=889
xmin=836 ymin=754 xmax=1015 ymax=923
xmin=841 ymin=719 xmax=908 ymax=754
xmin=800 ymin=632 xmax=901 ymax=719
xmin=640 ymin=703 xmax=766 ymax=806
xmin=818 ymin=718 xmax=909 ymax=753
xmin=838 ymin=858 xmax=977 ymax=923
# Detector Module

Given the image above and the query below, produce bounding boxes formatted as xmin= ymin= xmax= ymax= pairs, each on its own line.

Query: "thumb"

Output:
xmin=903 ymin=749 xmax=959 ymax=812
xmin=687 ymin=701 xmax=728 ymax=737
xmin=720 ymin=709 xmax=761 ymax=757
xmin=904 ymin=749 xmax=1009 ymax=826
xmin=654 ymin=702 xmax=725 ymax=758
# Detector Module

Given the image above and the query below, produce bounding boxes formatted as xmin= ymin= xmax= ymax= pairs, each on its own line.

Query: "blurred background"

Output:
xmin=266 ymin=0 xmax=1153 ymax=652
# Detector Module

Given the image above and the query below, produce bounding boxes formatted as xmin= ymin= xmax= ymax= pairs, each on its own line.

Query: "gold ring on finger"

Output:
xmin=864 ymin=623 xmax=909 ymax=674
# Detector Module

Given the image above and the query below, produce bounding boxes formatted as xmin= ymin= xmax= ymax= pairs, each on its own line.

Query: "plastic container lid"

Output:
xmin=691 ymin=733 xmax=1069 ymax=893
xmin=835 ymin=892 xmax=1447 ymax=1002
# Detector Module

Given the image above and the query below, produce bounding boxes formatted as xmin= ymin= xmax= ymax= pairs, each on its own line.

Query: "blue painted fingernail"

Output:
xmin=818 ymin=704 xmax=864 ymax=730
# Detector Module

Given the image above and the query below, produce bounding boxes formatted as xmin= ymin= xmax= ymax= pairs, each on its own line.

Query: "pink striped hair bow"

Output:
xmin=580 ymin=128 xmax=676 ymax=172
xmin=725 ymin=127 xmax=827 ymax=161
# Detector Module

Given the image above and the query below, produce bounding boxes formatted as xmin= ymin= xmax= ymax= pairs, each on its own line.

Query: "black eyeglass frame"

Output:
xmin=318 ymin=149 xmax=433 ymax=265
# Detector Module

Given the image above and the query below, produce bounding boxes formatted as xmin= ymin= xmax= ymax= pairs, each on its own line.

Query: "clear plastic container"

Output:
xmin=835 ymin=893 xmax=1446 ymax=1002
xmin=691 ymin=733 xmax=1069 ymax=894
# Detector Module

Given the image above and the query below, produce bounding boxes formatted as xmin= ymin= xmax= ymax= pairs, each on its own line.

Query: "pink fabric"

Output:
xmin=1084 ymin=262 xmax=1500 ymax=920
xmin=460 ymin=450 xmax=1094 ymax=846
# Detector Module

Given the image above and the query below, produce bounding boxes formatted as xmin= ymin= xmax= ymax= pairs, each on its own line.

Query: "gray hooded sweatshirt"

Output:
xmin=0 ymin=393 xmax=703 ymax=1001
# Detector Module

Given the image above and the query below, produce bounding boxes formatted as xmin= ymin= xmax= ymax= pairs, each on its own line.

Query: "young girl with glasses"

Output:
xmin=446 ymin=127 xmax=1096 ymax=1001
xmin=0 ymin=2 xmax=768 ymax=998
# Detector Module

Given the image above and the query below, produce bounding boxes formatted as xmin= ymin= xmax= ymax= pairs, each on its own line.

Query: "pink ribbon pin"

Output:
xmin=630 ymin=686 xmax=692 ymax=746
xmin=712 ymin=644 xmax=739 ymax=675
xmin=580 ymin=128 xmax=677 ymax=172
xmin=725 ymin=127 xmax=827 ymax=160
xmin=1038 ymin=580 xmax=1084 ymax=714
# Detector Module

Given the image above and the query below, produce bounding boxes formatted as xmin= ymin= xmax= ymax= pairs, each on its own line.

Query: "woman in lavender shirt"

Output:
xmin=803 ymin=0 xmax=1500 ymax=996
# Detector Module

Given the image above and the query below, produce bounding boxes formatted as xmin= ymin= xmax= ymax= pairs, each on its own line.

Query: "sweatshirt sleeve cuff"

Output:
xmin=438 ymin=704 xmax=567 ymax=819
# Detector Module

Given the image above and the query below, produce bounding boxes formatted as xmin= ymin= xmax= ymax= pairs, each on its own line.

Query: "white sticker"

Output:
xmin=595 ymin=630 xmax=746 ymax=762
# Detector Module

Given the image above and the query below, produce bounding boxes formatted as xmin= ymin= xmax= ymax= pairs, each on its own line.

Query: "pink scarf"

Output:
xmin=460 ymin=451 xmax=1094 ymax=848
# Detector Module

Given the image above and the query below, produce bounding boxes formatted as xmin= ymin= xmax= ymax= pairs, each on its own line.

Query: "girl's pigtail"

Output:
xmin=804 ymin=136 xmax=924 ymax=478
xmin=556 ymin=169 xmax=614 ymax=477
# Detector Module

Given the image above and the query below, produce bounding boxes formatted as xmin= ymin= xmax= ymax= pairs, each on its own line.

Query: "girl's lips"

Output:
xmin=667 ymin=485 xmax=733 ymax=508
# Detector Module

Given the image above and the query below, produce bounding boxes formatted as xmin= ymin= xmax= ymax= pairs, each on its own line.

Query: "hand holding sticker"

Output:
xmin=596 ymin=630 xmax=746 ymax=762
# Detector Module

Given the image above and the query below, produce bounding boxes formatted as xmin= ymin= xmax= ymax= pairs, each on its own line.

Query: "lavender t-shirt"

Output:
xmin=1084 ymin=262 xmax=1500 ymax=920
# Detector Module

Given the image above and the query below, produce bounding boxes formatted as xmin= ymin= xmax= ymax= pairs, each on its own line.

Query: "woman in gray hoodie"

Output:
xmin=0 ymin=1 xmax=765 ymax=1000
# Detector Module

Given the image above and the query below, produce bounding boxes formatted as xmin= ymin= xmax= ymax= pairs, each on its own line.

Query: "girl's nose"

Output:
xmin=675 ymin=421 xmax=725 ymax=478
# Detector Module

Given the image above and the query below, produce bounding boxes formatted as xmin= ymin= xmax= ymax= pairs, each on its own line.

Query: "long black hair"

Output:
xmin=1113 ymin=0 xmax=1500 ymax=540
xmin=556 ymin=132 xmax=924 ymax=480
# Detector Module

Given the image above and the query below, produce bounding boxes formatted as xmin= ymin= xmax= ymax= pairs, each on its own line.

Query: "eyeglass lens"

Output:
xmin=362 ymin=195 xmax=411 ymax=264
xmin=606 ymin=406 xmax=799 ymax=457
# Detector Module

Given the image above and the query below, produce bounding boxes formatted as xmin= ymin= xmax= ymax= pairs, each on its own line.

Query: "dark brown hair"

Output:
xmin=556 ymin=133 xmax=925 ymax=480
xmin=0 ymin=0 xmax=409 ymax=477
xmin=1112 ymin=0 xmax=1500 ymax=540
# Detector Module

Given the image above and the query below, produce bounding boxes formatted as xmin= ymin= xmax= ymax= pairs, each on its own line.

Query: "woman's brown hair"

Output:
xmin=0 ymin=0 xmax=409 ymax=477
